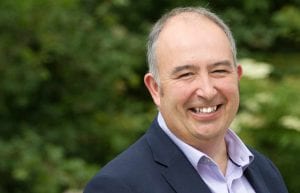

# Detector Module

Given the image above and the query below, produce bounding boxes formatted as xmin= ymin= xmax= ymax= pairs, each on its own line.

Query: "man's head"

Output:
xmin=144 ymin=6 xmax=243 ymax=149
xmin=147 ymin=7 xmax=237 ymax=83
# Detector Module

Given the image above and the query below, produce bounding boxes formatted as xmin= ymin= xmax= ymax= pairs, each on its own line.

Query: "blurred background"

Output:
xmin=0 ymin=0 xmax=299 ymax=193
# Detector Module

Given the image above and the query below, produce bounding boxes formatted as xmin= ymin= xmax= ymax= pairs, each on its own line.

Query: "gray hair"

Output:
xmin=147 ymin=7 xmax=237 ymax=82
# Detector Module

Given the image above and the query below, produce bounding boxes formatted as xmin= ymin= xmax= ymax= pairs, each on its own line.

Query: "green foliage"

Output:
xmin=214 ymin=0 xmax=300 ymax=53
xmin=235 ymin=58 xmax=300 ymax=193
xmin=273 ymin=5 xmax=300 ymax=43
xmin=0 ymin=0 xmax=299 ymax=193
xmin=0 ymin=0 xmax=148 ymax=192
xmin=0 ymin=130 xmax=97 ymax=193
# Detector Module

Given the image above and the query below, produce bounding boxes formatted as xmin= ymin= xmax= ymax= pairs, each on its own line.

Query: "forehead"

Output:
xmin=158 ymin=12 xmax=228 ymax=45
xmin=161 ymin=13 xmax=220 ymax=34
xmin=164 ymin=12 xmax=209 ymax=27
xmin=155 ymin=13 xmax=233 ymax=69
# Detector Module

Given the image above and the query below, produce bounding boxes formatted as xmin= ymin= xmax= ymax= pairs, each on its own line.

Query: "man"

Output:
xmin=84 ymin=7 xmax=288 ymax=193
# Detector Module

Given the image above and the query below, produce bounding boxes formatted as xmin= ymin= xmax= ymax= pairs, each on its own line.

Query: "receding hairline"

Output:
xmin=156 ymin=12 xmax=230 ymax=46
xmin=158 ymin=11 xmax=219 ymax=32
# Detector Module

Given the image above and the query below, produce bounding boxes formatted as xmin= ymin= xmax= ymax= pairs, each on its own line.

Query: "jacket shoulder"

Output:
xmin=247 ymin=147 xmax=288 ymax=193
xmin=84 ymin=133 xmax=163 ymax=193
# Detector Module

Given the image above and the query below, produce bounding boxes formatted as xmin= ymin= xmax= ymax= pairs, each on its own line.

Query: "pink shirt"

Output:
xmin=158 ymin=113 xmax=256 ymax=193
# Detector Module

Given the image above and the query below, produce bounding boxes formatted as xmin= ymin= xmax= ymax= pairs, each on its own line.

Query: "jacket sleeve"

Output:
xmin=83 ymin=174 xmax=133 ymax=193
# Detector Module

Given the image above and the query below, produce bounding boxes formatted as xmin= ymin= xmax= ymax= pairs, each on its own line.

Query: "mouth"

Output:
xmin=189 ymin=105 xmax=221 ymax=114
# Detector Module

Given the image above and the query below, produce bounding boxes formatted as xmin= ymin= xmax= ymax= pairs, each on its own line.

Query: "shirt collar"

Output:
xmin=225 ymin=129 xmax=254 ymax=167
xmin=157 ymin=112 xmax=254 ymax=170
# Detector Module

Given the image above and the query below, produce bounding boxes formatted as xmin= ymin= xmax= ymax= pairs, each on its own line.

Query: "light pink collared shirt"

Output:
xmin=157 ymin=113 xmax=256 ymax=193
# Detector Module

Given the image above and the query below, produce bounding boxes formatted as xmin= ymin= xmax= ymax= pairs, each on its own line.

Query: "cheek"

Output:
xmin=174 ymin=83 xmax=193 ymax=100
xmin=218 ymin=78 xmax=240 ymax=94
xmin=162 ymin=83 xmax=192 ymax=103
xmin=224 ymin=85 xmax=240 ymax=106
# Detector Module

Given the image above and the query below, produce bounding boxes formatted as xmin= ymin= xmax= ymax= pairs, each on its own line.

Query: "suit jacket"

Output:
xmin=84 ymin=118 xmax=288 ymax=193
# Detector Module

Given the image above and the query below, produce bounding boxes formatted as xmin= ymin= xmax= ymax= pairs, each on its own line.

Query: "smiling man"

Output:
xmin=84 ymin=7 xmax=288 ymax=193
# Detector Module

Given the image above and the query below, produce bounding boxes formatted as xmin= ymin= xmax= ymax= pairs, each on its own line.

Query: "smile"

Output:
xmin=191 ymin=105 xmax=219 ymax=114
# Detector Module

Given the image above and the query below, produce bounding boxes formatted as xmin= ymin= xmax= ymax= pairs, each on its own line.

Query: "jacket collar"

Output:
xmin=244 ymin=160 xmax=270 ymax=193
xmin=146 ymin=118 xmax=212 ymax=193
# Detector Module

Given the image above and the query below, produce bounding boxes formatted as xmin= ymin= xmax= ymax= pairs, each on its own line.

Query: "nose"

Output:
xmin=195 ymin=75 xmax=217 ymax=100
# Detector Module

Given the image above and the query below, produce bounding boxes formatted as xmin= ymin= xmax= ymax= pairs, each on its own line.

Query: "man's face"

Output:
xmin=144 ymin=14 xmax=242 ymax=149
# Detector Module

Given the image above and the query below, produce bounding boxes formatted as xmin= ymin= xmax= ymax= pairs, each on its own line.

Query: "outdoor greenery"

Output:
xmin=0 ymin=0 xmax=299 ymax=193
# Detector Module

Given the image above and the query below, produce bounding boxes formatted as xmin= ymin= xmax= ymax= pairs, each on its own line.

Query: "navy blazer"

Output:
xmin=84 ymin=119 xmax=288 ymax=193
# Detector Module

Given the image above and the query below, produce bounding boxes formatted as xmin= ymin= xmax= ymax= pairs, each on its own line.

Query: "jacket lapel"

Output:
xmin=161 ymin=153 xmax=212 ymax=193
xmin=245 ymin=164 xmax=270 ymax=193
xmin=146 ymin=119 xmax=212 ymax=193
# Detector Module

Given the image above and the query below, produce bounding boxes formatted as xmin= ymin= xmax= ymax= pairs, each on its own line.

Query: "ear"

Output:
xmin=237 ymin=64 xmax=243 ymax=80
xmin=144 ymin=73 xmax=161 ymax=106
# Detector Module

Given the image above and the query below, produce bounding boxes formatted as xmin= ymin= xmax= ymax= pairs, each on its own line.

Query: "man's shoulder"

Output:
xmin=248 ymin=147 xmax=276 ymax=167
xmin=247 ymin=147 xmax=277 ymax=171
xmin=83 ymin=131 xmax=165 ymax=193
xmin=101 ymin=134 xmax=153 ymax=175
xmin=246 ymin=146 xmax=288 ymax=192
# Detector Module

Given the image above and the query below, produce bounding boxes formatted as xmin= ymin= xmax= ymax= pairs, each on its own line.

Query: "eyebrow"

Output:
xmin=210 ymin=60 xmax=233 ymax=68
xmin=171 ymin=64 xmax=199 ymax=75
xmin=171 ymin=60 xmax=234 ymax=75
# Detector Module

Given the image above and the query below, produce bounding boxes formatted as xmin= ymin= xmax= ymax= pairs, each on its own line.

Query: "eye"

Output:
xmin=178 ymin=72 xmax=194 ymax=79
xmin=213 ymin=69 xmax=227 ymax=73
xmin=212 ymin=69 xmax=229 ymax=74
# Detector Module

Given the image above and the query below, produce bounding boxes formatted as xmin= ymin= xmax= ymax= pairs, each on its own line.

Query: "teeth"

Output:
xmin=194 ymin=106 xmax=217 ymax=113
